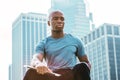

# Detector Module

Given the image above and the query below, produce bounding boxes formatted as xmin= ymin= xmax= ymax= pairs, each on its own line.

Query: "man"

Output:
xmin=23 ymin=10 xmax=91 ymax=80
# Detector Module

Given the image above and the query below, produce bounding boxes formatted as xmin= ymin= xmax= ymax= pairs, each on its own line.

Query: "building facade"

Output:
xmin=50 ymin=0 xmax=92 ymax=38
xmin=82 ymin=23 xmax=120 ymax=80
xmin=12 ymin=12 xmax=47 ymax=80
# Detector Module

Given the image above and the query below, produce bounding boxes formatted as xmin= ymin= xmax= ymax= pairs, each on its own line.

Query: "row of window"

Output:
xmin=82 ymin=24 xmax=120 ymax=44
xmin=82 ymin=26 xmax=104 ymax=44
xmin=106 ymin=25 xmax=120 ymax=35
xmin=22 ymin=16 xmax=47 ymax=21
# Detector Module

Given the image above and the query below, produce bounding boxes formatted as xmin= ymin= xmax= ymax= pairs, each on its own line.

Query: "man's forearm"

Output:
xmin=35 ymin=53 xmax=44 ymax=62
xmin=31 ymin=54 xmax=46 ymax=67
xmin=78 ymin=55 xmax=91 ymax=69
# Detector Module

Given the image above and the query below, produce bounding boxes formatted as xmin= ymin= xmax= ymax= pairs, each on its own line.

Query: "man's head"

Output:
xmin=48 ymin=10 xmax=65 ymax=31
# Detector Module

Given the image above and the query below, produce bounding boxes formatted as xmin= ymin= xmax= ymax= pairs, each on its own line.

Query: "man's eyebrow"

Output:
xmin=53 ymin=16 xmax=64 ymax=18
xmin=53 ymin=17 xmax=59 ymax=18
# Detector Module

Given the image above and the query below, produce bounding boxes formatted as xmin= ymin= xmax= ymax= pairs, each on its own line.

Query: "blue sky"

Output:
xmin=0 ymin=0 xmax=120 ymax=80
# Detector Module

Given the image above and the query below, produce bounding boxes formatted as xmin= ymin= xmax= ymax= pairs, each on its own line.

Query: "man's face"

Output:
xmin=48 ymin=12 xmax=65 ymax=31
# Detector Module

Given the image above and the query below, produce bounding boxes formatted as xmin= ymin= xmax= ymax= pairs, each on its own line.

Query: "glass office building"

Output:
xmin=12 ymin=12 xmax=47 ymax=80
xmin=50 ymin=0 xmax=91 ymax=38
xmin=82 ymin=23 xmax=120 ymax=80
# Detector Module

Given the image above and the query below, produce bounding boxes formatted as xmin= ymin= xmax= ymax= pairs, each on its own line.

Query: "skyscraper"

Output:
xmin=50 ymin=0 xmax=91 ymax=38
xmin=82 ymin=23 xmax=120 ymax=80
xmin=12 ymin=12 xmax=47 ymax=80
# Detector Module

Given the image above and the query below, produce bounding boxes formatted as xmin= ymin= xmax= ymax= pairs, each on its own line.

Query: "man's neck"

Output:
xmin=51 ymin=30 xmax=64 ymax=38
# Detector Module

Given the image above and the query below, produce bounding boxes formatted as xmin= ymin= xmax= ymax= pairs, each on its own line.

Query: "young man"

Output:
xmin=23 ymin=10 xmax=91 ymax=80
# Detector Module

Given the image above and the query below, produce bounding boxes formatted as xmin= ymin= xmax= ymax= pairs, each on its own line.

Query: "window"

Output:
xmin=22 ymin=21 xmax=26 ymax=59
xmin=27 ymin=16 xmax=30 ymax=20
xmin=88 ymin=34 xmax=91 ymax=42
xmin=97 ymin=29 xmax=100 ymax=38
xmin=31 ymin=17 xmax=34 ymax=20
xmin=22 ymin=16 xmax=25 ymax=19
xmin=106 ymin=25 xmax=112 ymax=34
xmin=31 ymin=22 xmax=34 ymax=53
xmin=84 ymin=36 xmax=87 ymax=44
xmin=114 ymin=26 xmax=119 ymax=35
xmin=40 ymin=22 xmax=42 ymax=40
xmin=39 ymin=18 xmax=42 ymax=21
xmin=92 ymin=31 xmax=95 ymax=40
xmin=35 ymin=18 xmax=38 ymax=21
xmin=107 ymin=37 xmax=113 ymax=50
xmin=101 ymin=26 xmax=104 ymax=35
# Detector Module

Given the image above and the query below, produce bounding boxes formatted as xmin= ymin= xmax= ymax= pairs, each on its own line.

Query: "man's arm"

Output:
xmin=77 ymin=55 xmax=91 ymax=69
xmin=30 ymin=53 xmax=44 ymax=67
xmin=30 ymin=53 xmax=52 ymax=74
xmin=37 ymin=53 xmax=44 ymax=61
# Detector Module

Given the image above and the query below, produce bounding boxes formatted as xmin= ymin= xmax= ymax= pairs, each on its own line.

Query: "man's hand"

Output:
xmin=36 ymin=66 xmax=52 ymax=75
xmin=87 ymin=62 xmax=91 ymax=70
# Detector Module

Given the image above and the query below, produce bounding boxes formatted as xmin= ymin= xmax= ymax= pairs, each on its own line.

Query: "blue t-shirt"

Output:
xmin=35 ymin=34 xmax=85 ymax=71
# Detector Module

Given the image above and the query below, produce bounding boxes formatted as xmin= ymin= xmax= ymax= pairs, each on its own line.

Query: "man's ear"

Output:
xmin=48 ymin=21 xmax=50 ymax=26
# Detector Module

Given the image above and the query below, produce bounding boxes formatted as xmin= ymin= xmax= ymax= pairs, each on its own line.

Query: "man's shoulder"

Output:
xmin=66 ymin=33 xmax=74 ymax=37
xmin=66 ymin=33 xmax=78 ymax=39
xmin=40 ymin=36 xmax=53 ymax=43
xmin=39 ymin=37 xmax=49 ymax=43
xmin=66 ymin=34 xmax=83 ymax=43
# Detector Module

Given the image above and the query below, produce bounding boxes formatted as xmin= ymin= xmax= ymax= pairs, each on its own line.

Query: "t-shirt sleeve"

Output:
xmin=35 ymin=39 xmax=46 ymax=54
xmin=76 ymin=38 xmax=86 ymax=57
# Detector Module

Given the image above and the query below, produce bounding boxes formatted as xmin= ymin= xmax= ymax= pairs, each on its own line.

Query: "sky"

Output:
xmin=0 ymin=0 xmax=120 ymax=80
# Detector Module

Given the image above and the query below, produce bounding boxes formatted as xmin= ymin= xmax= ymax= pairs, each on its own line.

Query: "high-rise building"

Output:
xmin=50 ymin=0 xmax=92 ymax=38
xmin=12 ymin=12 xmax=47 ymax=80
xmin=82 ymin=23 xmax=120 ymax=80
